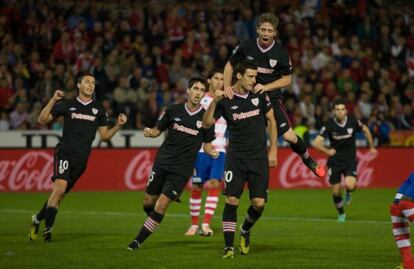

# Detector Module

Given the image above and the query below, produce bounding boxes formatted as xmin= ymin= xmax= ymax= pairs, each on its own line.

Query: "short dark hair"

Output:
xmin=332 ymin=98 xmax=347 ymax=109
xmin=76 ymin=73 xmax=94 ymax=83
xmin=207 ymin=68 xmax=223 ymax=79
xmin=257 ymin=13 xmax=279 ymax=30
xmin=234 ymin=58 xmax=258 ymax=78
xmin=188 ymin=77 xmax=208 ymax=92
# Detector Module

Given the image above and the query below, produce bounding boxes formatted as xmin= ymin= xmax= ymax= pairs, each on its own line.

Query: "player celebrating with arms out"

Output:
xmin=203 ymin=59 xmax=277 ymax=258
xmin=313 ymin=99 xmax=376 ymax=222
xmin=127 ymin=77 xmax=217 ymax=251
xmin=224 ymin=13 xmax=325 ymax=180
xmin=29 ymin=74 xmax=127 ymax=242
xmin=186 ymin=69 xmax=227 ymax=237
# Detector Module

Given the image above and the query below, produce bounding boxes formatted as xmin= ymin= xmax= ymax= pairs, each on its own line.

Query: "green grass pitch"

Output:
xmin=0 ymin=189 xmax=400 ymax=268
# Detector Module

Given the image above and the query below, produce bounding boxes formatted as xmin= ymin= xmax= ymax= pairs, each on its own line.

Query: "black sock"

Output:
xmin=36 ymin=201 xmax=48 ymax=222
xmin=333 ymin=195 xmax=344 ymax=215
xmin=143 ymin=205 xmax=154 ymax=216
xmin=289 ymin=135 xmax=309 ymax=159
xmin=45 ymin=207 xmax=58 ymax=229
xmin=241 ymin=206 xmax=264 ymax=233
xmin=222 ymin=203 xmax=238 ymax=248
xmin=135 ymin=210 xmax=164 ymax=244
xmin=346 ymin=188 xmax=355 ymax=194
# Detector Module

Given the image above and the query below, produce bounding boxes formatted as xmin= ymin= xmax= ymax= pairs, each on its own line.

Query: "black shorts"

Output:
xmin=272 ymin=99 xmax=291 ymax=136
xmin=145 ymin=164 xmax=189 ymax=201
xmin=52 ymin=145 xmax=88 ymax=193
xmin=223 ymin=157 xmax=269 ymax=200
xmin=328 ymin=159 xmax=358 ymax=185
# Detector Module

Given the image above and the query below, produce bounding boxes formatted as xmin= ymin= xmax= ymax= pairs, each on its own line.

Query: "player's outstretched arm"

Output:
xmin=265 ymin=108 xmax=278 ymax=167
xmin=143 ymin=127 xmax=161 ymax=138
xmin=98 ymin=113 xmax=127 ymax=141
xmin=256 ymin=74 xmax=291 ymax=94
xmin=362 ymin=124 xmax=377 ymax=154
xmin=38 ymin=90 xmax=65 ymax=124
xmin=312 ymin=135 xmax=336 ymax=156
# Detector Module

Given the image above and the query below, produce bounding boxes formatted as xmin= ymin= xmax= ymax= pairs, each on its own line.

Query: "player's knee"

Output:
xmin=192 ymin=183 xmax=203 ymax=191
xmin=226 ymin=196 xmax=239 ymax=206
xmin=283 ymin=129 xmax=296 ymax=143
xmin=251 ymin=199 xmax=265 ymax=209
xmin=143 ymin=194 xmax=157 ymax=207
xmin=205 ymin=180 xmax=220 ymax=189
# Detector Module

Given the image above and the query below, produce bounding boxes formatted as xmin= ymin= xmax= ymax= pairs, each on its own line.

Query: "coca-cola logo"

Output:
xmin=278 ymin=151 xmax=377 ymax=188
xmin=279 ymin=154 xmax=326 ymax=188
xmin=0 ymin=151 xmax=54 ymax=191
xmin=124 ymin=151 xmax=153 ymax=190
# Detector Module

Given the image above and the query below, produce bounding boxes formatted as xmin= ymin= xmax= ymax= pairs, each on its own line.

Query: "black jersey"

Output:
xmin=214 ymin=92 xmax=272 ymax=159
xmin=51 ymin=97 xmax=108 ymax=158
xmin=319 ymin=116 xmax=364 ymax=163
xmin=229 ymin=38 xmax=292 ymax=103
xmin=155 ymin=103 xmax=215 ymax=177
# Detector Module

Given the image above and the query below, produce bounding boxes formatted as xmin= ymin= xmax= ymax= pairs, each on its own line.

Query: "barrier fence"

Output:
xmin=0 ymin=148 xmax=412 ymax=192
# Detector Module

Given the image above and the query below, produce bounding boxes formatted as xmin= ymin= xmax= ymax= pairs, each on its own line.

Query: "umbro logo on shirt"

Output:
xmin=69 ymin=107 xmax=77 ymax=111
xmin=231 ymin=106 xmax=239 ymax=110
xmin=174 ymin=117 xmax=181 ymax=122
xmin=280 ymin=122 xmax=287 ymax=127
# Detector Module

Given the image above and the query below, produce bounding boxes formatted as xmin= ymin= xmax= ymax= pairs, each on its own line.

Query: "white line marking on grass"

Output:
xmin=0 ymin=208 xmax=390 ymax=224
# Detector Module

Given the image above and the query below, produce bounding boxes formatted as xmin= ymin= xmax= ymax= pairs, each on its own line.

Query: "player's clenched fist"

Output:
xmin=52 ymin=90 xmax=65 ymax=102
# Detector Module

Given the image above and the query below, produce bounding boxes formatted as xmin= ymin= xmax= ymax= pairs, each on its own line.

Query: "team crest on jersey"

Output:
xmin=347 ymin=128 xmax=353 ymax=134
xmin=196 ymin=120 xmax=202 ymax=129
xmin=269 ymin=59 xmax=277 ymax=68
xmin=251 ymin=98 xmax=259 ymax=106
xmin=92 ymin=108 xmax=98 ymax=115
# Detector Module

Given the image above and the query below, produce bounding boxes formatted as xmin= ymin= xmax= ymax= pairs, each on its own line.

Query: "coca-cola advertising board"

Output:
xmin=0 ymin=148 xmax=412 ymax=192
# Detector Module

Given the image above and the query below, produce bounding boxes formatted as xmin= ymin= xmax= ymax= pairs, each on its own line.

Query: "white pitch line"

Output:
xmin=0 ymin=208 xmax=390 ymax=224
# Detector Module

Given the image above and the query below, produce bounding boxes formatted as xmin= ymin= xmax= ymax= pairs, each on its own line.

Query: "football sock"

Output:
xmin=135 ymin=210 xmax=164 ymax=244
xmin=45 ymin=207 xmax=58 ymax=229
xmin=289 ymin=135 xmax=308 ymax=158
xmin=223 ymin=203 xmax=238 ymax=248
xmin=35 ymin=201 xmax=48 ymax=222
xmin=333 ymin=195 xmax=344 ymax=215
xmin=241 ymin=206 xmax=264 ymax=233
xmin=143 ymin=205 xmax=154 ymax=216
xmin=203 ymin=188 xmax=219 ymax=225
xmin=190 ymin=189 xmax=202 ymax=226
xmin=391 ymin=203 xmax=413 ymax=264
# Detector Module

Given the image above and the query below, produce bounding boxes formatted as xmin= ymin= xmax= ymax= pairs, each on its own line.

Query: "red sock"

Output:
xmin=190 ymin=189 xmax=202 ymax=226
xmin=203 ymin=188 xmax=219 ymax=225
xmin=392 ymin=203 xmax=414 ymax=265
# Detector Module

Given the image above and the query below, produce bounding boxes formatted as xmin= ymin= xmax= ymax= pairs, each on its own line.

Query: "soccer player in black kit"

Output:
xmin=313 ymin=99 xmax=376 ymax=222
xmin=224 ymin=13 xmax=325 ymax=179
xmin=28 ymin=74 xmax=127 ymax=241
xmin=127 ymin=77 xmax=217 ymax=251
xmin=203 ymin=59 xmax=278 ymax=258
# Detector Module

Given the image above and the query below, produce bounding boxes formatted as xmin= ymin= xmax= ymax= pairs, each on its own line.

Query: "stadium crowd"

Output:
xmin=0 ymin=0 xmax=413 ymax=145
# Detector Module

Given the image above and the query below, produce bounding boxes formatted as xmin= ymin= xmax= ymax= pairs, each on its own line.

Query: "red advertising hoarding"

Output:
xmin=0 ymin=148 xmax=412 ymax=192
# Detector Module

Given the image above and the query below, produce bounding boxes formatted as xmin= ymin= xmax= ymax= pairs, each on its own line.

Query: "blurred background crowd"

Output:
xmin=0 ymin=0 xmax=413 ymax=145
